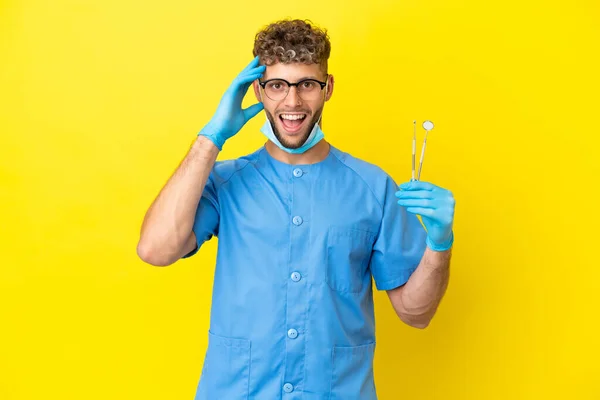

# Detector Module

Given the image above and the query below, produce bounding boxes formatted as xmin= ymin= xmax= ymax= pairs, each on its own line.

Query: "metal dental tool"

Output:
xmin=411 ymin=121 xmax=417 ymax=181
xmin=413 ymin=120 xmax=434 ymax=181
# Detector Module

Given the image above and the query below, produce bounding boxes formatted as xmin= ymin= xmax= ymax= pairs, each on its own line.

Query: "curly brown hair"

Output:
xmin=252 ymin=19 xmax=331 ymax=73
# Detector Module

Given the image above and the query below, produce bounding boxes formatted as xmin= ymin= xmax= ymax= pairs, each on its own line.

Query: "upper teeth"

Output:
xmin=281 ymin=114 xmax=306 ymax=120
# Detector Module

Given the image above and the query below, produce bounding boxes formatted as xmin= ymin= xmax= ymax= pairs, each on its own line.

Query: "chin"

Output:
xmin=267 ymin=108 xmax=320 ymax=149
xmin=276 ymin=128 xmax=311 ymax=149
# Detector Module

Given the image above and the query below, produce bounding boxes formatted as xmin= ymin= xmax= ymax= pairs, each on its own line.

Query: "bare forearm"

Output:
xmin=137 ymin=135 xmax=219 ymax=265
xmin=392 ymin=247 xmax=451 ymax=328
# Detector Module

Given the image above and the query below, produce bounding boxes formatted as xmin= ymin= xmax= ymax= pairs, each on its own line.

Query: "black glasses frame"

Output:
xmin=258 ymin=76 xmax=328 ymax=100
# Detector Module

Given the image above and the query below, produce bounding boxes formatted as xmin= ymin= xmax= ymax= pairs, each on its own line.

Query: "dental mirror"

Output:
xmin=423 ymin=120 xmax=434 ymax=131
xmin=417 ymin=120 xmax=434 ymax=180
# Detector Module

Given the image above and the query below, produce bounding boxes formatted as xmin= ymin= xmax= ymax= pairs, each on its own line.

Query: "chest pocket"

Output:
xmin=325 ymin=226 xmax=376 ymax=293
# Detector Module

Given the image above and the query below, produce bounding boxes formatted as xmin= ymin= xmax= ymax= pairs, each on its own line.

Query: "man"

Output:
xmin=138 ymin=19 xmax=455 ymax=400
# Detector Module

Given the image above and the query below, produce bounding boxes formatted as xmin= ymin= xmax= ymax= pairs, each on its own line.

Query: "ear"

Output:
xmin=325 ymin=74 xmax=334 ymax=101
xmin=253 ymin=80 xmax=262 ymax=103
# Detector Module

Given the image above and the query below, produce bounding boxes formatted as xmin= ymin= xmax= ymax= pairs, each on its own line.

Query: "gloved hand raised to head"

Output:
xmin=198 ymin=56 xmax=266 ymax=150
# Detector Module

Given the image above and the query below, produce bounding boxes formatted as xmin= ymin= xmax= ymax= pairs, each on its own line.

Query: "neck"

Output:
xmin=265 ymin=139 xmax=330 ymax=165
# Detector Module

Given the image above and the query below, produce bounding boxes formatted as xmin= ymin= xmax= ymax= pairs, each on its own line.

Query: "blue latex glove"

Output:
xmin=395 ymin=181 xmax=455 ymax=251
xmin=198 ymin=56 xmax=266 ymax=150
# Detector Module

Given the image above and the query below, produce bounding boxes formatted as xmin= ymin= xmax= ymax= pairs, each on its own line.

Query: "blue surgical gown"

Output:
xmin=184 ymin=144 xmax=427 ymax=399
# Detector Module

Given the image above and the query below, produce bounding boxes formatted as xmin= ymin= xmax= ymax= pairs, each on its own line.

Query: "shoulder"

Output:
xmin=329 ymin=146 xmax=397 ymax=210
xmin=329 ymin=146 xmax=396 ymax=188
xmin=210 ymin=147 xmax=263 ymax=186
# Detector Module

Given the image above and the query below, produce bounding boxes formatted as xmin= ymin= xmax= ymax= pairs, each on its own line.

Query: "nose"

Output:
xmin=283 ymin=86 xmax=302 ymax=107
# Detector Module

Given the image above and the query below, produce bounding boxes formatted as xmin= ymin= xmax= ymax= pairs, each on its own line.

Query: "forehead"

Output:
xmin=263 ymin=62 xmax=325 ymax=81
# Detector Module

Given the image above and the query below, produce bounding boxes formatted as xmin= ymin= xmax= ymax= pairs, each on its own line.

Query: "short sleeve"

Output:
xmin=182 ymin=172 xmax=220 ymax=258
xmin=369 ymin=176 xmax=427 ymax=290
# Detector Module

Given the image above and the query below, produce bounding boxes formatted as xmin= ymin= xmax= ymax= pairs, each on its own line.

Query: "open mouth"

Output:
xmin=279 ymin=113 xmax=308 ymax=134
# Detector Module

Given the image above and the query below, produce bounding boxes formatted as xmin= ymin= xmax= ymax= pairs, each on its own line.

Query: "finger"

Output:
xmin=232 ymin=72 xmax=264 ymax=88
xmin=241 ymin=55 xmax=261 ymax=73
xmin=405 ymin=207 xmax=435 ymax=217
xmin=242 ymin=65 xmax=266 ymax=78
xmin=226 ymin=73 xmax=263 ymax=107
xmin=395 ymin=190 xmax=433 ymax=199
xmin=251 ymin=64 xmax=267 ymax=74
xmin=398 ymin=181 xmax=436 ymax=191
xmin=397 ymin=199 xmax=435 ymax=209
xmin=243 ymin=102 xmax=264 ymax=121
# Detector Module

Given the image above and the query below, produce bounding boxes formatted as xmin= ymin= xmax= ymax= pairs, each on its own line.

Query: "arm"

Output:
xmin=392 ymin=180 xmax=455 ymax=328
xmin=137 ymin=56 xmax=266 ymax=266
xmin=137 ymin=136 xmax=219 ymax=266
xmin=386 ymin=246 xmax=451 ymax=329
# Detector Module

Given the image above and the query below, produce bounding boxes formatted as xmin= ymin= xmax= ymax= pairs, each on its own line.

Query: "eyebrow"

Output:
xmin=265 ymin=75 xmax=324 ymax=81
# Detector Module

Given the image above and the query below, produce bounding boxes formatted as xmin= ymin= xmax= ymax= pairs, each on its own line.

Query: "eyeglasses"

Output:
xmin=258 ymin=76 xmax=328 ymax=101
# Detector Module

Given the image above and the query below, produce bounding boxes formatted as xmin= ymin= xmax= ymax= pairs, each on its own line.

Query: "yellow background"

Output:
xmin=1 ymin=0 xmax=599 ymax=399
